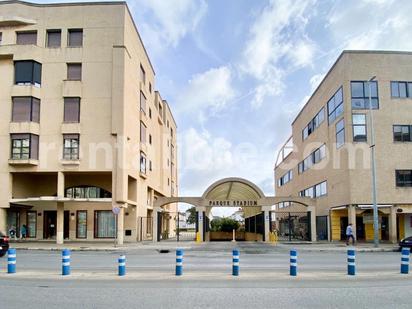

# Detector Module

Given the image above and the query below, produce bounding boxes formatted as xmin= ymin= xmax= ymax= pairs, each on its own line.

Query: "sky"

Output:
xmin=28 ymin=0 xmax=412 ymax=215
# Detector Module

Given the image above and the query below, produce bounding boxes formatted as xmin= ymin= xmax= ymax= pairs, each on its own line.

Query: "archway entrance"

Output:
xmin=153 ymin=177 xmax=317 ymax=242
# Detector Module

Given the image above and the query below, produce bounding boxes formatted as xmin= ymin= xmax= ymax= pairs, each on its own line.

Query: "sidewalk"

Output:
xmin=8 ymin=240 xmax=400 ymax=252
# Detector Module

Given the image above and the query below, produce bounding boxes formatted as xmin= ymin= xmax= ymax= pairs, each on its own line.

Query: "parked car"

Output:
xmin=0 ymin=232 xmax=9 ymax=257
xmin=399 ymin=236 xmax=412 ymax=251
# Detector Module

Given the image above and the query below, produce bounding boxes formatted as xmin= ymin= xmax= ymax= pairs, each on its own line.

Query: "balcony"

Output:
xmin=8 ymin=159 xmax=38 ymax=166
xmin=11 ymin=84 xmax=41 ymax=98
xmin=10 ymin=122 xmax=39 ymax=135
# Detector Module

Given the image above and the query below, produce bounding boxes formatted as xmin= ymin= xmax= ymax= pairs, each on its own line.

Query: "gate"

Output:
xmin=271 ymin=211 xmax=310 ymax=241
xmin=137 ymin=217 xmax=153 ymax=241
xmin=157 ymin=211 xmax=197 ymax=242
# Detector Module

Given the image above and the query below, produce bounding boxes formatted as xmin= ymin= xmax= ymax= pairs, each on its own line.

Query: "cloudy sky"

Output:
xmin=35 ymin=0 xmax=412 ymax=207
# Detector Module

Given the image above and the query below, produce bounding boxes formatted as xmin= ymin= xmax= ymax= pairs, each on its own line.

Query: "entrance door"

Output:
xmin=44 ymin=211 xmax=57 ymax=239
xmin=64 ymin=211 xmax=70 ymax=239
xmin=340 ymin=217 xmax=348 ymax=241
xmin=356 ymin=216 xmax=365 ymax=240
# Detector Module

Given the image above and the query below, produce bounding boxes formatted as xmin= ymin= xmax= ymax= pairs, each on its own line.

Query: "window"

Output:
xmin=47 ymin=30 xmax=61 ymax=48
xmin=396 ymin=170 xmax=412 ymax=187
xmin=67 ymin=63 xmax=82 ymax=81
xmin=393 ymin=125 xmax=412 ymax=142
xmin=64 ymin=97 xmax=80 ymax=122
xmin=15 ymin=60 xmax=42 ymax=86
xmin=16 ymin=31 xmax=37 ymax=45
xmin=140 ymin=121 xmax=146 ymax=143
xmin=63 ymin=134 xmax=79 ymax=160
xmin=171 ymin=128 xmax=174 ymax=138
xmin=140 ymin=91 xmax=146 ymax=114
xmin=12 ymin=97 xmax=40 ymax=123
xmin=336 ymin=118 xmax=345 ymax=148
xmin=26 ymin=211 xmax=37 ymax=238
xmin=149 ymin=108 xmax=152 ymax=119
xmin=0 ymin=33 xmax=2 ymax=44
xmin=327 ymin=87 xmax=343 ymax=124
xmin=140 ymin=151 xmax=147 ymax=174
xmin=300 ymin=181 xmax=327 ymax=198
xmin=10 ymin=134 xmax=39 ymax=160
xmin=391 ymin=81 xmax=412 ymax=98
xmin=68 ymin=29 xmax=83 ymax=47
xmin=302 ymin=107 xmax=325 ymax=140
xmin=76 ymin=211 xmax=87 ymax=239
xmin=149 ymin=160 xmax=152 ymax=171
xmin=351 ymin=81 xmax=379 ymax=109
xmin=352 ymin=114 xmax=367 ymax=142
xmin=149 ymin=134 xmax=152 ymax=145
xmin=298 ymin=144 xmax=326 ymax=174
xmin=94 ymin=211 xmax=115 ymax=238
xmin=149 ymin=82 xmax=152 ymax=93
xmin=278 ymin=170 xmax=293 ymax=187
xmin=65 ymin=186 xmax=111 ymax=198
xmin=140 ymin=64 xmax=146 ymax=84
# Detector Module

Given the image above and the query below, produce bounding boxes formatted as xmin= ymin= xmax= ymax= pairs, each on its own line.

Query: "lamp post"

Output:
xmin=368 ymin=76 xmax=379 ymax=248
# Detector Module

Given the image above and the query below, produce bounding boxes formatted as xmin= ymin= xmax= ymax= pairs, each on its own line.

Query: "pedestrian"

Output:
xmin=9 ymin=225 xmax=17 ymax=241
xmin=346 ymin=223 xmax=355 ymax=245
xmin=21 ymin=224 xmax=27 ymax=240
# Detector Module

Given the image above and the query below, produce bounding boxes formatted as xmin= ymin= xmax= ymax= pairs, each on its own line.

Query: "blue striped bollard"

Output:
xmin=347 ymin=249 xmax=356 ymax=276
xmin=290 ymin=250 xmax=297 ymax=276
xmin=118 ymin=255 xmax=126 ymax=276
xmin=232 ymin=249 xmax=239 ymax=276
xmin=176 ymin=249 xmax=183 ymax=276
xmin=62 ymin=249 xmax=71 ymax=276
xmin=401 ymin=247 xmax=410 ymax=274
xmin=7 ymin=248 xmax=16 ymax=274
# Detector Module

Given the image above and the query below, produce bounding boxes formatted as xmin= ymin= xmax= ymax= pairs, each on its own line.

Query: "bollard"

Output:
xmin=176 ymin=249 xmax=183 ymax=276
xmin=232 ymin=249 xmax=239 ymax=276
xmin=62 ymin=249 xmax=71 ymax=276
xmin=7 ymin=248 xmax=16 ymax=274
xmin=118 ymin=255 xmax=126 ymax=276
xmin=347 ymin=249 xmax=356 ymax=276
xmin=290 ymin=250 xmax=297 ymax=276
xmin=401 ymin=247 xmax=410 ymax=274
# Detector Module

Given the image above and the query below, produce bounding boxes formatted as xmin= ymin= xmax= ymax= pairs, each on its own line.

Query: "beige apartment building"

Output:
xmin=275 ymin=50 xmax=412 ymax=244
xmin=0 ymin=0 xmax=178 ymax=244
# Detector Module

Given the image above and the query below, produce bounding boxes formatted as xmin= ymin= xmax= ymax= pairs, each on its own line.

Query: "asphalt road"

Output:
xmin=0 ymin=247 xmax=410 ymax=308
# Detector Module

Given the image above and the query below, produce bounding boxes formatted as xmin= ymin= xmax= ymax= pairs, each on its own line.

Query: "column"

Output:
xmin=262 ymin=206 xmax=271 ymax=243
xmin=56 ymin=202 xmax=64 ymax=245
xmin=348 ymin=205 xmax=357 ymax=240
xmin=57 ymin=172 xmax=65 ymax=198
xmin=310 ymin=208 xmax=317 ymax=242
xmin=152 ymin=207 xmax=160 ymax=243
xmin=389 ymin=206 xmax=397 ymax=244
xmin=197 ymin=207 xmax=205 ymax=242
xmin=116 ymin=205 xmax=125 ymax=245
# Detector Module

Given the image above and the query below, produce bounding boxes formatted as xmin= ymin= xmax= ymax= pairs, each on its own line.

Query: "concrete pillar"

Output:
xmin=0 ymin=208 xmax=7 ymax=235
xmin=348 ymin=205 xmax=357 ymax=240
xmin=152 ymin=207 xmax=160 ymax=243
xmin=310 ymin=208 xmax=317 ymax=242
xmin=56 ymin=202 xmax=64 ymax=245
xmin=389 ymin=206 xmax=397 ymax=244
xmin=116 ymin=206 xmax=125 ymax=245
xmin=262 ymin=206 xmax=271 ymax=243
xmin=57 ymin=172 xmax=65 ymax=198
xmin=197 ymin=207 xmax=205 ymax=242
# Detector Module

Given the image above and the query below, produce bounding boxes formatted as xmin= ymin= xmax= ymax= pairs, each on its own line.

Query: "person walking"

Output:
xmin=21 ymin=224 xmax=27 ymax=240
xmin=346 ymin=223 xmax=355 ymax=245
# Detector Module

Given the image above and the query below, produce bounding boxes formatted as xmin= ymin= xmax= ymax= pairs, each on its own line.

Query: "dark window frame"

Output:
xmin=14 ymin=60 xmax=42 ymax=86
xmin=67 ymin=63 xmax=82 ymax=81
xmin=63 ymin=134 xmax=80 ymax=160
xmin=302 ymin=107 xmax=325 ymax=140
xmin=393 ymin=125 xmax=412 ymax=142
xmin=391 ymin=81 xmax=412 ymax=98
xmin=396 ymin=170 xmax=412 ymax=187
xmin=336 ymin=118 xmax=345 ymax=148
xmin=327 ymin=87 xmax=344 ymax=124
xmin=140 ymin=151 xmax=147 ymax=174
xmin=140 ymin=121 xmax=146 ymax=143
xmin=351 ymin=80 xmax=379 ymax=110
xmin=26 ymin=211 xmax=37 ymax=238
xmin=10 ymin=133 xmax=39 ymax=160
xmin=76 ymin=210 xmax=87 ymax=239
xmin=16 ymin=31 xmax=37 ymax=45
xmin=46 ymin=29 xmax=61 ymax=48
xmin=63 ymin=97 xmax=81 ymax=123
xmin=298 ymin=144 xmax=326 ymax=174
xmin=140 ymin=91 xmax=146 ymax=114
xmin=68 ymin=29 xmax=83 ymax=47
xmin=11 ymin=96 xmax=40 ymax=123
xmin=65 ymin=185 xmax=111 ymax=198
xmin=352 ymin=113 xmax=367 ymax=142
xmin=94 ymin=210 xmax=115 ymax=239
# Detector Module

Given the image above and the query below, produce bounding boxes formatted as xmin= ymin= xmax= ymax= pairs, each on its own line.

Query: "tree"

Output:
xmin=186 ymin=207 xmax=197 ymax=225
xmin=210 ymin=217 xmax=240 ymax=232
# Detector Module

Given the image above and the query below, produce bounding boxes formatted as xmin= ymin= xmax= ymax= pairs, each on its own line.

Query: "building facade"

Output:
xmin=275 ymin=51 xmax=412 ymax=243
xmin=0 ymin=0 xmax=178 ymax=244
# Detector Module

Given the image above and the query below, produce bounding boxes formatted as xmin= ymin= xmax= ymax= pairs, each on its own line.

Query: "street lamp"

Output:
xmin=368 ymin=75 xmax=379 ymax=248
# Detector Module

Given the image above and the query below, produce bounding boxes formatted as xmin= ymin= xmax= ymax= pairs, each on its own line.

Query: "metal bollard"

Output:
xmin=290 ymin=250 xmax=297 ymax=276
xmin=347 ymin=249 xmax=356 ymax=276
xmin=232 ymin=249 xmax=239 ymax=276
xmin=7 ymin=248 xmax=16 ymax=274
xmin=62 ymin=249 xmax=71 ymax=276
xmin=118 ymin=255 xmax=126 ymax=276
xmin=176 ymin=249 xmax=183 ymax=276
xmin=401 ymin=247 xmax=410 ymax=274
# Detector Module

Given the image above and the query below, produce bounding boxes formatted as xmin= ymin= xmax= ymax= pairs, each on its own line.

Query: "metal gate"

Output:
xmin=137 ymin=217 xmax=153 ymax=241
xmin=157 ymin=211 xmax=197 ymax=242
xmin=271 ymin=211 xmax=310 ymax=241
